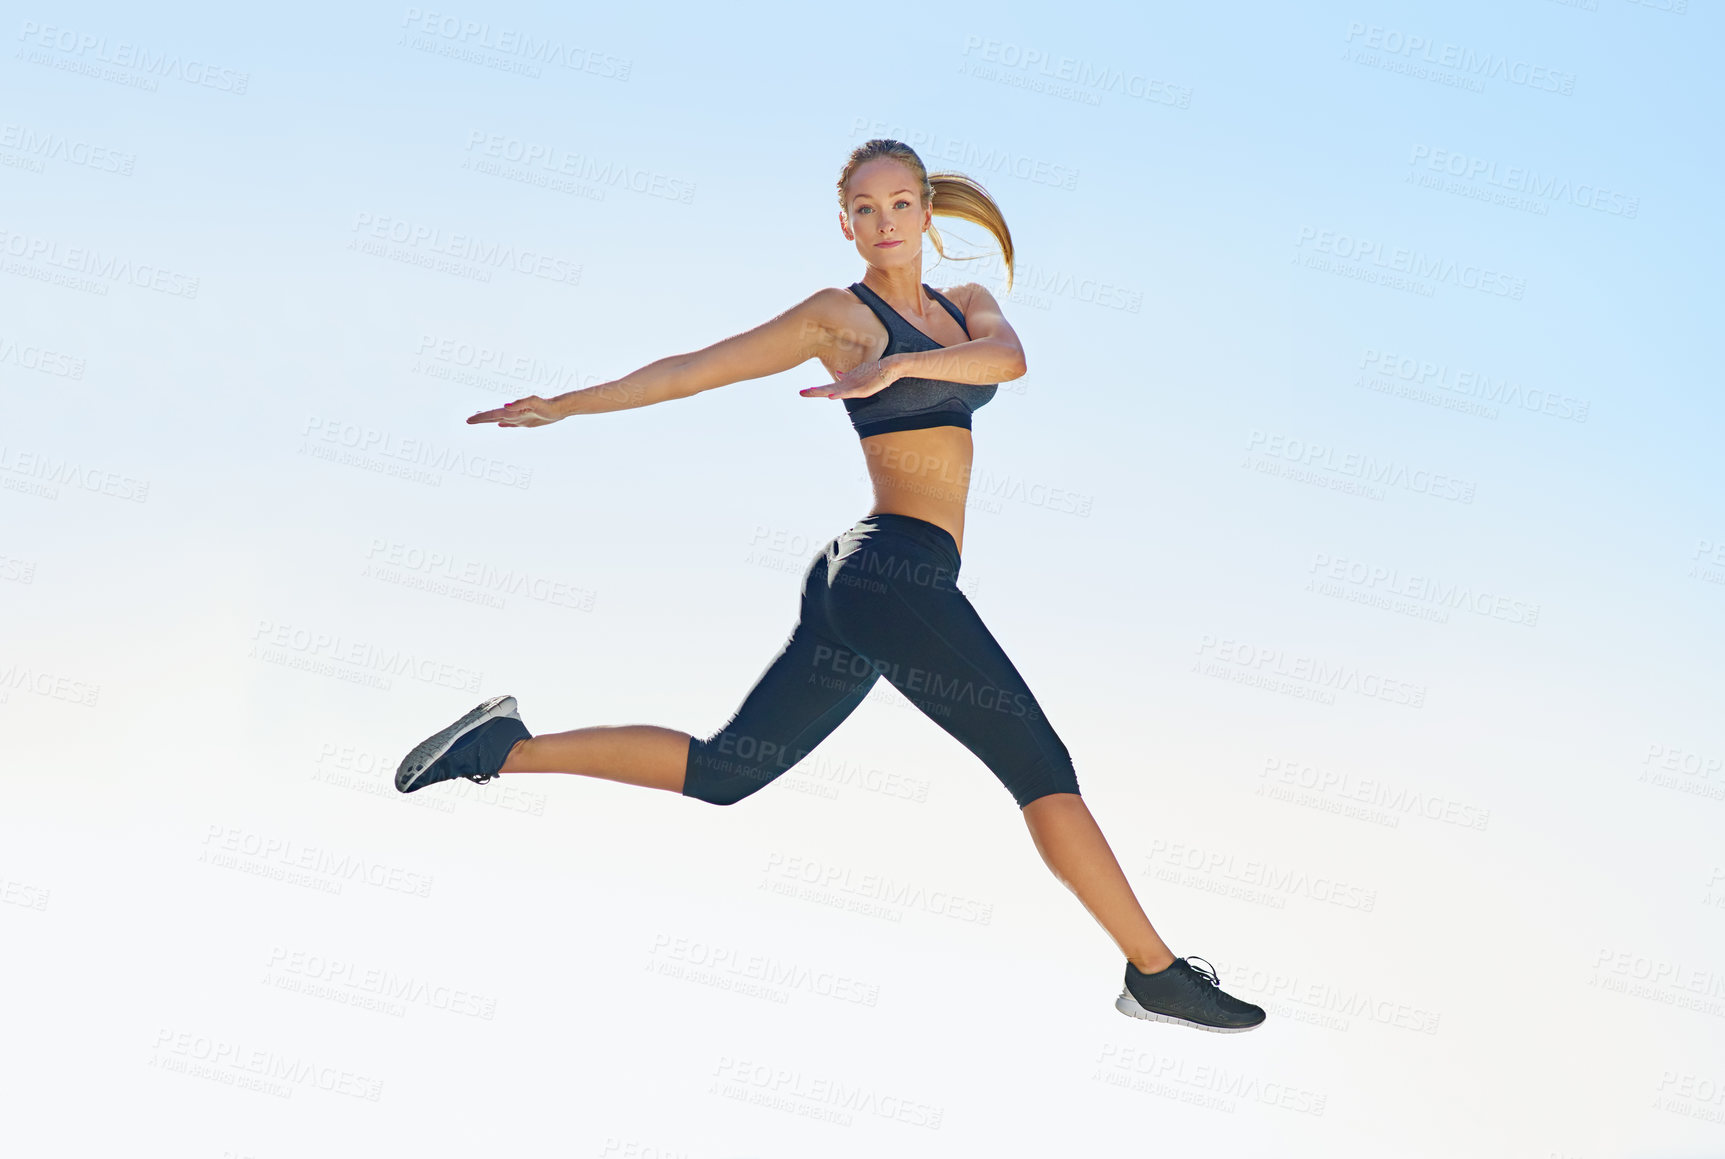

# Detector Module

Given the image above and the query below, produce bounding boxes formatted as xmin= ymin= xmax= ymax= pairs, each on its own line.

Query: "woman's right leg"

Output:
xmin=498 ymin=544 xmax=880 ymax=802
xmin=498 ymin=724 xmax=693 ymax=793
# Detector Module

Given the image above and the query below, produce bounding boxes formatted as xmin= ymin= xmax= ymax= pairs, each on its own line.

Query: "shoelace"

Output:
xmin=1182 ymin=956 xmax=1220 ymax=986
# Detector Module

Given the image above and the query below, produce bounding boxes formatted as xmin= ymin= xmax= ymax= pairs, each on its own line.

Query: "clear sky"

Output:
xmin=3 ymin=2 xmax=1721 ymax=1156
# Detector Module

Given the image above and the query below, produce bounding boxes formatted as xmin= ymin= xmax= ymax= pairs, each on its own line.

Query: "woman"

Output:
xmin=394 ymin=139 xmax=1265 ymax=1033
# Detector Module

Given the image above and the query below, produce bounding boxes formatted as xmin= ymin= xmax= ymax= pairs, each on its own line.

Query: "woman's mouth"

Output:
xmin=875 ymin=240 xmax=902 ymax=247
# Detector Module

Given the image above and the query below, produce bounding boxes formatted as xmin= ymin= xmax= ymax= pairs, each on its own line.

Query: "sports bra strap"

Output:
xmin=921 ymin=285 xmax=971 ymax=339
xmin=849 ymin=281 xmax=971 ymax=342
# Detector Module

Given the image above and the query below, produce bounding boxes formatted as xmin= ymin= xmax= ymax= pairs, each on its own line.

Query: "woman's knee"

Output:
xmin=685 ymin=775 xmax=760 ymax=807
xmin=1007 ymin=761 xmax=1082 ymax=810
xmin=1018 ymin=787 xmax=1083 ymax=812
xmin=682 ymin=733 xmax=807 ymax=806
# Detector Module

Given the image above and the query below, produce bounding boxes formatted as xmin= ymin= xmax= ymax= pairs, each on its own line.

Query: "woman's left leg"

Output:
xmin=1021 ymin=794 xmax=1174 ymax=973
xmin=823 ymin=523 xmax=1174 ymax=970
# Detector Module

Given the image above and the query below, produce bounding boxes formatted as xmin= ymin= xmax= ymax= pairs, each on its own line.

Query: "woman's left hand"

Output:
xmin=800 ymin=358 xmax=899 ymax=400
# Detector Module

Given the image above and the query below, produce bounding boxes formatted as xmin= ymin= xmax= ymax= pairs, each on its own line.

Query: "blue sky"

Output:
xmin=3 ymin=3 xmax=1721 ymax=1156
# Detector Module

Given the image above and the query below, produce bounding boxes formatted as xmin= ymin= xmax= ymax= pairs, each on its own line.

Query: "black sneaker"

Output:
xmin=396 ymin=695 xmax=532 ymax=794
xmin=1116 ymin=956 xmax=1266 ymax=1033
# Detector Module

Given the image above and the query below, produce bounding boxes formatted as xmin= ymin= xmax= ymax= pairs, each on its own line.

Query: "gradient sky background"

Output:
xmin=3 ymin=2 xmax=1722 ymax=1156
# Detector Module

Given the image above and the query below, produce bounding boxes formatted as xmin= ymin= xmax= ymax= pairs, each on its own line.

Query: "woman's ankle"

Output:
xmin=1129 ymin=951 xmax=1177 ymax=974
xmin=500 ymin=738 xmax=531 ymax=773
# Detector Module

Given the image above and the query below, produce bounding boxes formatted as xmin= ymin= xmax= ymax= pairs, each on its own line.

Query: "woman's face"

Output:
xmin=842 ymin=159 xmax=928 ymax=267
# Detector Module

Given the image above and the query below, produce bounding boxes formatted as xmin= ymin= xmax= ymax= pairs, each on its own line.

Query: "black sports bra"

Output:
xmin=842 ymin=282 xmax=998 ymax=440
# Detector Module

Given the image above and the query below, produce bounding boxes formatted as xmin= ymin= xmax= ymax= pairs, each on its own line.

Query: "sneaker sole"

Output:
xmin=1115 ymin=989 xmax=1263 ymax=1033
xmin=396 ymin=694 xmax=519 ymax=793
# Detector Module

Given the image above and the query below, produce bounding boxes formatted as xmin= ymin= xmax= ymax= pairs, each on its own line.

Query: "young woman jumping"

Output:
xmin=394 ymin=139 xmax=1266 ymax=1033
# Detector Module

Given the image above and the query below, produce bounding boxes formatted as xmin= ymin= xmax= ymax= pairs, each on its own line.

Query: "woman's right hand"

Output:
xmin=467 ymin=395 xmax=566 ymax=427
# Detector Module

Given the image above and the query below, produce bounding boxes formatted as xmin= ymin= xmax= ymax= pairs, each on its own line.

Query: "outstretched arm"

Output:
xmin=469 ymin=289 xmax=840 ymax=426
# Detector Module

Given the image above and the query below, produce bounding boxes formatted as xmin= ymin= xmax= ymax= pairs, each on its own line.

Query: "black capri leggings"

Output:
xmin=683 ymin=512 xmax=1081 ymax=809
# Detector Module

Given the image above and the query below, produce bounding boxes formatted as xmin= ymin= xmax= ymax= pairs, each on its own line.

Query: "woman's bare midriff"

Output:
xmin=861 ymin=425 xmax=972 ymax=557
xmin=821 ymin=284 xmax=978 ymax=558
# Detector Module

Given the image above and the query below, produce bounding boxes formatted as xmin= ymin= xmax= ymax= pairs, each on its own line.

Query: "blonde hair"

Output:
xmin=837 ymin=138 xmax=1015 ymax=292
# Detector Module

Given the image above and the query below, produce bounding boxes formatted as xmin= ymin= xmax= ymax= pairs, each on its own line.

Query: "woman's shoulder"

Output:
xmin=813 ymin=283 xmax=868 ymax=307
xmin=932 ymin=282 xmax=985 ymax=312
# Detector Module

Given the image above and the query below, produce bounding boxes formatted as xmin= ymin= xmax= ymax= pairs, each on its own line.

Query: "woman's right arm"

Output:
xmin=473 ymin=289 xmax=845 ymax=426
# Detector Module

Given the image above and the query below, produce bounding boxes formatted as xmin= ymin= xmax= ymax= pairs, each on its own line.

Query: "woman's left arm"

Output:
xmin=799 ymin=284 xmax=1027 ymax=400
xmin=890 ymin=283 xmax=1027 ymax=384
